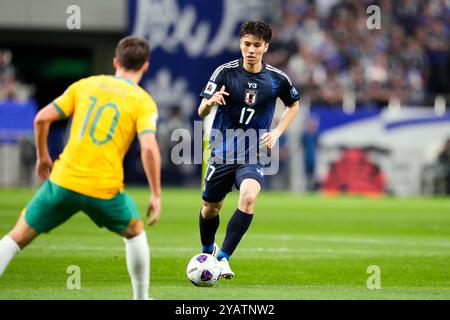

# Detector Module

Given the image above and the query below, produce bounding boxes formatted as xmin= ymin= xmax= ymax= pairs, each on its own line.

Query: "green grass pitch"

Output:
xmin=0 ymin=187 xmax=449 ymax=300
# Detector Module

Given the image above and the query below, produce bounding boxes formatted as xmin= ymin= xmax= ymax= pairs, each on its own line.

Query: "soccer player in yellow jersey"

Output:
xmin=0 ymin=36 xmax=161 ymax=300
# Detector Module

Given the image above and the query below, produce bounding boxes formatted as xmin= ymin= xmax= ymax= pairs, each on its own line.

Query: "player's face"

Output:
xmin=240 ymin=34 xmax=269 ymax=66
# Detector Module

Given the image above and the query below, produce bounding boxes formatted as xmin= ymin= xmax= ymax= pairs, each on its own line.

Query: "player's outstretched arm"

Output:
xmin=198 ymin=85 xmax=229 ymax=118
xmin=33 ymin=104 xmax=64 ymax=180
xmin=261 ymin=100 xmax=300 ymax=149
xmin=139 ymin=132 xmax=162 ymax=225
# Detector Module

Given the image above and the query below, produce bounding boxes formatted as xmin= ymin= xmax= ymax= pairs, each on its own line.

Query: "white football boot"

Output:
xmin=218 ymin=258 xmax=235 ymax=279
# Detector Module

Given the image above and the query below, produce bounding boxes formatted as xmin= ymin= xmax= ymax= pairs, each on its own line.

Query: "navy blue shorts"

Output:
xmin=202 ymin=162 xmax=265 ymax=203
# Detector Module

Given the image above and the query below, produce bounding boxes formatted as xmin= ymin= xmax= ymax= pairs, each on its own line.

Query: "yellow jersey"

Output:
xmin=49 ymin=75 xmax=158 ymax=199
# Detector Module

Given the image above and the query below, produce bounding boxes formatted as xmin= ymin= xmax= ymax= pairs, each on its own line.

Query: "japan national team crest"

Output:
xmin=244 ymin=90 xmax=257 ymax=106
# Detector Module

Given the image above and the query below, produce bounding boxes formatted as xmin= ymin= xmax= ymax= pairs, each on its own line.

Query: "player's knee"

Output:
xmin=8 ymin=224 xmax=38 ymax=249
xmin=9 ymin=232 xmax=30 ymax=249
xmin=123 ymin=219 xmax=144 ymax=239
xmin=202 ymin=202 xmax=221 ymax=218
xmin=239 ymin=192 xmax=257 ymax=211
xmin=131 ymin=220 xmax=144 ymax=236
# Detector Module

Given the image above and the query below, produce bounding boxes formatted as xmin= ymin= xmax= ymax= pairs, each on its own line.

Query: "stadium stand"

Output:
xmin=1 ymin=0 xmax=449 ymax=195
xmin=265 ymin=0 xmax=450 ymax=108
xmin=0 ymin=49 xmax=36 ymax=187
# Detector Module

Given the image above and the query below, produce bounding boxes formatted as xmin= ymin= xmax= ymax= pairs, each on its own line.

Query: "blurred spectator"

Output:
xmin=425 ymin=17 xmax=450 ymax=94
xmin=302 ymin=116 xmax=320 ymax=191
xmin=0 ymin=50 xmax=14 ymax=78
xmin=158 ymin=105 xmax=193 ymax=186
xmin=296 ymin=17 xmax=326 ymax=51
xmin=437 ymin=138 xmax=450 ymax=194
xmin=19 ymin=137 xmax=36 ymax=186
xmin=265 ymin=132 xmax=290 ymax=190
xmin=287 ymin=44 xmax=327 ymax=102
xmin=0 ymin=49 xmax=33 ymax=102
xmin=264 ymin=24 xmax=297 ymax=69
xmin=394 ymin=0 xmax=421 ymax=33
xmin=319 ymin=62 xmax=345 ymax=107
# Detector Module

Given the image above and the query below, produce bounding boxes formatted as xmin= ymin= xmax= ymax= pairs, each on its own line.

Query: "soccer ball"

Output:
xmin=186 ymin=253 xmax=221 ymax=287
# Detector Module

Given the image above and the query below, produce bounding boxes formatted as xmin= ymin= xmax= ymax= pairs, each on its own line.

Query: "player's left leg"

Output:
xmin=119 ymin=219 xmax=151 ymax=300
xmin=218 ymin=178 xmax=261 ymax=279
xmin=219 ymin=178 xmax=261 ymax=260
xmin=82 ymin=191 xmax=150 ymax=300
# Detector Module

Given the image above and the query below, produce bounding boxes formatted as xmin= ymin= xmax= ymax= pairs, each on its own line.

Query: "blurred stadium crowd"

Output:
xmin=0 ymin=0 xmax=450 ymax=194
xmin=2 ymin=1 xmax=449 ymax=107
xmin=266 ymin=0 xmax=450 ymax=108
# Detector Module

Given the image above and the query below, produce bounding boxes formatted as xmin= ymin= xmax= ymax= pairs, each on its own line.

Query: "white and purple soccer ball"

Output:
xmin=186 ymin=253 xmax=221 ymax=287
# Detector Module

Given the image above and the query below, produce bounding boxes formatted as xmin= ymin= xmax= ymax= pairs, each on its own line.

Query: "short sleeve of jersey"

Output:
xmin=52 ymin=80 xmax=81 ymax=118
xmin=137 ymin=96 xmax=158 ymax=136
xmin=199 ymin=66 xmax=225 ymax=100
xmin=278 ymin=74 xmax=300 ymax=107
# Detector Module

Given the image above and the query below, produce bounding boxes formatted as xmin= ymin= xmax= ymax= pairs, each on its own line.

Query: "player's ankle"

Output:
xmin=217 ymin=250 xmax=230 ymax=261
xmin=202 ymin=243 xmax=215 ymax=254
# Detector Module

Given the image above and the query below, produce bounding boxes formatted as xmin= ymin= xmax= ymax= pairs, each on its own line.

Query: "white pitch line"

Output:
xmin=248 ymin=234 xmax=450 ymax=248
xmin=24 ymin=245 xmax=449 ymax=257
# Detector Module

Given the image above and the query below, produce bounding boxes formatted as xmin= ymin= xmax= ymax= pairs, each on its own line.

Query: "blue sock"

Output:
xmin=202 ymin=243 xmax=215 ymax=254
xmin=217 ymin=250 xmax=230 ymax=261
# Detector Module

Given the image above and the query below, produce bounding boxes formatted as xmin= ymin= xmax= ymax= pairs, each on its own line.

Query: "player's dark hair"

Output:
xmin=115 ymin=36 xmax=150 ymax=71
xmin=239 ymin=20 xmax=272 ymax=43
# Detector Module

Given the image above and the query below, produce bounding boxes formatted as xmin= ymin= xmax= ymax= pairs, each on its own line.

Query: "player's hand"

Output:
xmin=260 ymin=129 xmax=281 ymax=149
xmin=36 ymin=156 xmax=53 ymax=180
xmin=208 ymin=85 xmax=229 ymax=106
xmin=146 ymin=195 xmax=161 ymax=226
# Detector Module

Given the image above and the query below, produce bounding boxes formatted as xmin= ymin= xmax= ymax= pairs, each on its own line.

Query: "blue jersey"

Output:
xmin=200 ymin=59 xmax=300 ymax=162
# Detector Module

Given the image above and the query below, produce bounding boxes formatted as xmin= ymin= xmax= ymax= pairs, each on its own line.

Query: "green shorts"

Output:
xmin=24 ymin=180 xmax=140 ymax=233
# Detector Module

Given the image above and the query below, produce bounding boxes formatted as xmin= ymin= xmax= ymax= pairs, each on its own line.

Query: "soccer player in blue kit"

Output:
xmin=197 ymin=21 xmax=300 ymax=279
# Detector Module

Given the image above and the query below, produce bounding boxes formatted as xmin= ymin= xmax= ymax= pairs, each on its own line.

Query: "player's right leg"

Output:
xmin=8 ymin=213 xmax=39 ymax=249
xmin=200 ymin=162 xmax=236 ymax=256
xmin=200 ymin=201 xmax=223 ymax=257
xmin=0 ymin=214 xmax=38 ymax=276
xmin=1 ymin=180 xmax=79 ymax=277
